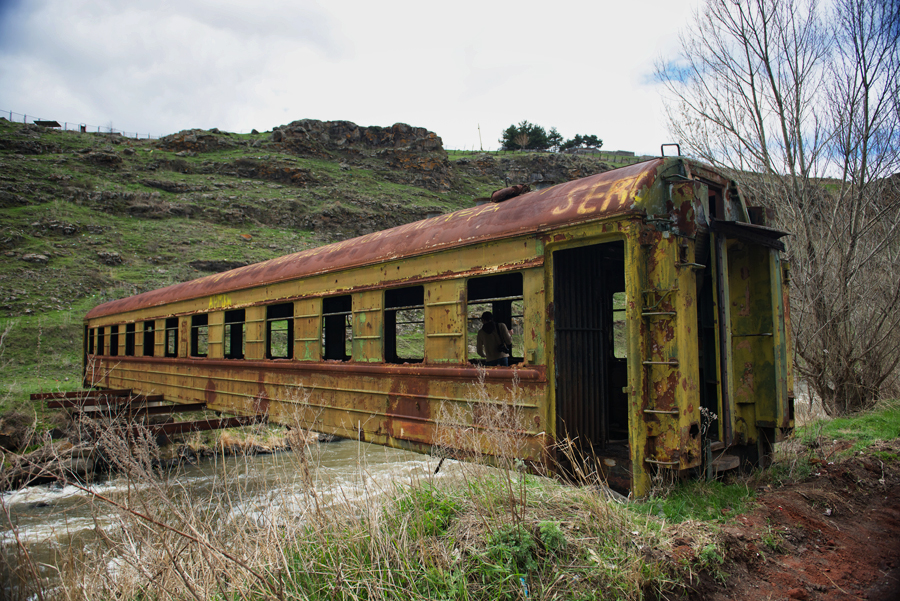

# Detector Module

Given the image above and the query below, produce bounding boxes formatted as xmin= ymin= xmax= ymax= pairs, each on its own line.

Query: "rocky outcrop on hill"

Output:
xmin=272 ymin=120 xmax=443 ymax=153
xmin=272 ymin=120 xmax=454 ymax=192
xmin=156 ymin=128 xmax=239 ymax=153
xmin=82 ymin=151 xmax=122 ymax=167
xmin=227 ymin=158 xmax=318 ymax=186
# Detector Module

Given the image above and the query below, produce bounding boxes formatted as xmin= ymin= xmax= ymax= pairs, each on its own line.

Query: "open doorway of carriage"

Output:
xmin=552 ymin=241 xmax=630 ymax=491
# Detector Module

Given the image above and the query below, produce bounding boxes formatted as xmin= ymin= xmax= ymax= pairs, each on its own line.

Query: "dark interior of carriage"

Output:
xmin=552 ymin=241 xmax=631 ymax=489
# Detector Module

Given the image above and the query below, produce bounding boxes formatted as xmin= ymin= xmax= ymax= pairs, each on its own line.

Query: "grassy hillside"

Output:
xmin=0 ymin=118 xmax=622 ymax=411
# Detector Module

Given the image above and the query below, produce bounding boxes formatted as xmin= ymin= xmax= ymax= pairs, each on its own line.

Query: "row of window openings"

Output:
xmin=88 ymin=306 xmax=524 ymax=362
xmin=88 ymin=275 xmax=529 ymax=364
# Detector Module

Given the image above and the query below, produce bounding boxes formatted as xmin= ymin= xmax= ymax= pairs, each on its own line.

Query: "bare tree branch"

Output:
xmin=657 ymin=0 xmax=900 ymax=414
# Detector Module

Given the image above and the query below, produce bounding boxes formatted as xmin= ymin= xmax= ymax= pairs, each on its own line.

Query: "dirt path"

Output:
xmin=689 ymin=441 xmax=900 ymax=600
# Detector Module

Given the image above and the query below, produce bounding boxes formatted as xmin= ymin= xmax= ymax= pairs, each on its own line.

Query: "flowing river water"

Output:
xmin=1 ymin=439 xmax=439 ymax=597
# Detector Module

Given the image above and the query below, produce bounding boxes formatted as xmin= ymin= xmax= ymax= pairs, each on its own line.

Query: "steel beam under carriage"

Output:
xmin=30 ymin=389 xmax=132 ymax=400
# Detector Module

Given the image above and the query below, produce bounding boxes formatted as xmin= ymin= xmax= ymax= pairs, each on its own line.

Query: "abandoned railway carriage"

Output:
xmin=82 ymin=157 xmax=794 ymax=497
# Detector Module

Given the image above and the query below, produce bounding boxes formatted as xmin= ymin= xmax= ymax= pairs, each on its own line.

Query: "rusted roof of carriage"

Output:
xmin=86 ymin=159 xmax=665 ymax=319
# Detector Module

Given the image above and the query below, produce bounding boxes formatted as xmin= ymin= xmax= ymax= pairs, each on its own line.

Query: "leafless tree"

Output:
xmin=657 ymin=0 xmax=900 ymax=414
xmin=514 ymin=132 xmax=530 ymax=151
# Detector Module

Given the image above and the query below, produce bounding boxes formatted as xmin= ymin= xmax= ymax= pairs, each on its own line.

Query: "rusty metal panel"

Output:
xmin=623 ymin=223 xmax=650 ymax=495
xmin=424 ymin=280 xmax=465 ymax=364
xmin=353 ymin=290 xmax=383 ymax=363
xmin=641 ymin=232 xmax=684 ymax=467
xmin=207 ymin=311 xmax=224 ymax=359
xmin=770 ymin=252 xmax=792 ymax=430
xmin=294 ymin=297 xmax=322 ymax=361
xmin=712 ymin=234 xmax=735 ymax=445
xmin=136 ymin=322 xmax=145 ymax=357
xmin=727 ymin=240 xmax=764 ymax=440
xmin=178 ymin=317 xmax=189 ymax=358
xmin=727 ymin=240 xmax=782 ymax=442
xmin=86 ymin=356 xmax=549 ymax=465
xmin=668 ymin=180 xmax=708 ymax=238
xmin=672 ymin=237 xmax=702 ymax=469
xmin=245 ymin=306 xmax=265 ymax=360
xmin=153 ymin=319 xmax=164 ymax=357
xmin=781 ymin=261 xmax=796 ymax=425
xmin=625 ymin=218 xmax=703 ymax=495
xmin=522 ymin=269 xmax=545 ymax=366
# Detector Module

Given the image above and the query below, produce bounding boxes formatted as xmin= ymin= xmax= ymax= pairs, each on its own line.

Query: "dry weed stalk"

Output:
xmin=434 ymin=366 xmax=534 ymax=526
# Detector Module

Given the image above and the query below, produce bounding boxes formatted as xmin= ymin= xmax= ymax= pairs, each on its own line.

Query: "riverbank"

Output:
xmin=3 ymin=399 xmax=898 ymax=600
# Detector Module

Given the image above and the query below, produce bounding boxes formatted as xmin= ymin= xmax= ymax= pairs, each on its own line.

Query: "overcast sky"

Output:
xmin=0 ymin=0 xmax=695 ymax=154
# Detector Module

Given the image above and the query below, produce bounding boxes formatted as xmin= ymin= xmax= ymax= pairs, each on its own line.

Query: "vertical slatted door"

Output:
xmin=553 ymin=244 xmax=609 ymax=449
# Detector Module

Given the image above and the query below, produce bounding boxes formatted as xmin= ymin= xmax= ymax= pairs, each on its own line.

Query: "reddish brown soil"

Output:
xmin=685 ymin=440 xmax=900 ymax=600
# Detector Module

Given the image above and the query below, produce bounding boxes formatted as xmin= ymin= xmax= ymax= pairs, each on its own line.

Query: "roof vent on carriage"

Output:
xmin=488 ymin=183 xmax=531 ymax=204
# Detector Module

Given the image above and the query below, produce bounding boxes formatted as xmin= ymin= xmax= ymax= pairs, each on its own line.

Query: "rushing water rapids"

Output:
xmin=1 ymin=439 xmax=438 ymax=596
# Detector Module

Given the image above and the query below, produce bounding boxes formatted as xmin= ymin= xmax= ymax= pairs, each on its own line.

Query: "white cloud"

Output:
xmin=0 ymin=0 xmax=695 ymax=153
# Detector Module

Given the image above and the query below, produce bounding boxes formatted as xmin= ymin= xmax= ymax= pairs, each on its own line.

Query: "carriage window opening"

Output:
xmin=125 ymin=323 xmax=135 ymax=356
xmin=109 ymin=325 xmax=119 ymax=357
xmin=224 ymin=309 xmax=246 ymax=359
xmin=385 ymin=286 xmax=425 ymax=364
xmin=323 ymin=295 xmax=352 ymax=361
xmin=143 ymin=321 xmax=155 ymax=356
xmin=97 ymin=328 xmax=105 ymax=356
xmin=164 ymin=317 xmax=178 ymax=358
xmin=467 ymin=272 xmax=524 ymax=364
xmin=266 ymin=303 xmax=293 ymax=359
xmin=88 ymin=328 xmax=95 ymax=355
xmin=612 ymin=292 xmax=627 ymax=358
xmin=190 ymin=314 xmax=209 ymax=358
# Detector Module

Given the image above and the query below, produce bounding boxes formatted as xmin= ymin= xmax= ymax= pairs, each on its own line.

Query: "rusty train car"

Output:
xmin=82 ymin=157 xmax=794 ymax=497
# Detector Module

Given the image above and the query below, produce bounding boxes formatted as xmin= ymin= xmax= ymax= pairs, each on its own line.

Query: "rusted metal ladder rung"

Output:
xmin=644 ymin=458 xmax=680 ymax=466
